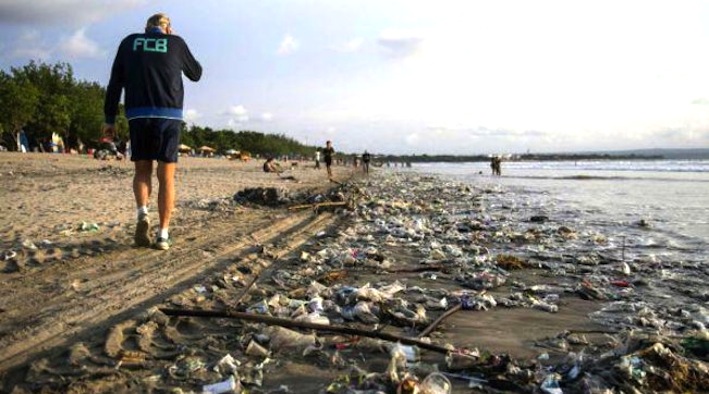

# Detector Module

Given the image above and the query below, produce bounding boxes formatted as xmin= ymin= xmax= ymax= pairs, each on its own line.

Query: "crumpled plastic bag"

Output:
xmin=263 ymin=326 xmax=317 ymax=352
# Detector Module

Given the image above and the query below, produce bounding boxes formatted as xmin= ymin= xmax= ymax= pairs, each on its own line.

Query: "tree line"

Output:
xmin=0 ymin=61 xmax=112 ymax=151
xmin=0 ymin=61 xmax=318 ymax=157
xmin=181 ymin=127 xmax=314 ymax=158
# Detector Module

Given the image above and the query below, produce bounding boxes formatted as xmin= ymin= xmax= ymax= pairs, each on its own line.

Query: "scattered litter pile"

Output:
xmin=9 ymin=172 xmax=708 ymax=393
xmin=234 ymin=187 xmax=299 ymax=207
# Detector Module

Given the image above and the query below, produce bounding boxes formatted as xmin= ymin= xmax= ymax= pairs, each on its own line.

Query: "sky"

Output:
xmin=2 ymin=0 xmax=709 ymax=155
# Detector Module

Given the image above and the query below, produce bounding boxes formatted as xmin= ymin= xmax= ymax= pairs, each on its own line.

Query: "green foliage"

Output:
xmin=0 ymin=60 xmax=321 ymax=155
xmin=0 ymin=70 xmax=40 ymax=140
xmin=181 ymin=126 xmax=315 ymax=157
xmin=68 ymin=81 xmax=107 ymax=145
xmin=0 ymin=61 xmax=108 ymax=151
xmin=15 ymin=62 xmax=74 ymax=140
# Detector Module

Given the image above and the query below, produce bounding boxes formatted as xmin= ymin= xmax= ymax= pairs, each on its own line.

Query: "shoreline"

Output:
xmin=0 ymin=153 xmax=706 ymax=393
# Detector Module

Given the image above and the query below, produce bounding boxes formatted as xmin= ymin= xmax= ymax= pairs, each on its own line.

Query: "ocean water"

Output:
xmin=394 ymin=159 xmax=709 ymax=320
xmin=403 ymin=159 xmax=709 ymax=267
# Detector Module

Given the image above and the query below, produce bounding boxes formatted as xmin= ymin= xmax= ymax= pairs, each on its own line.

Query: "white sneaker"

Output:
xmin=134 ymin=213 xmax=151 ymax=247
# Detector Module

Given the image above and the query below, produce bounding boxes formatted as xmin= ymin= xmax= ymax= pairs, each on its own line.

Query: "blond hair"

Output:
xmin=145 ymin=13 xmax=170 ymax=32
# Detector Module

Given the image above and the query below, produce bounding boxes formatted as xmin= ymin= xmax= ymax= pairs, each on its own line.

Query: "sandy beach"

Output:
xmin=0 ymin=153 xmax=355 ymax=388
xmin=0 ymin=153 xmax=706 ymax=394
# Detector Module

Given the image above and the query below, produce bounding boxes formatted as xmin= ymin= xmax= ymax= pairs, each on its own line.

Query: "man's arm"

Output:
xmin=103 ymin=44 xmax=125 ymax=125
xmin=181 ymin=40 xmax=202 ymax=82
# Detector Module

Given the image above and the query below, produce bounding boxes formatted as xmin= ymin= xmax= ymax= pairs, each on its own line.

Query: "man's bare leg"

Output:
xmin=155 ymin=161 xmax=176 ymax=249
xmin=133 ymin=160 xmax=153 ymax=246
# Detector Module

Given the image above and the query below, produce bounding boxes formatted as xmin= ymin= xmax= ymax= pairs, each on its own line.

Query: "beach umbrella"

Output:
xmin=178 ymin=144 xmax=192 ymax=152
xmin=198 ymin=146 xmax=215 ymax=152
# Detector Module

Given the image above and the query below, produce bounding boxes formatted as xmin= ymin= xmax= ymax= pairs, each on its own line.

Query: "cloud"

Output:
xmin=426 ymin=125 xmax=548 ymax=138
xmin=9 ymin=29 xmax=52 ymax=59
xmin=0 ymin=0 xmax=146 ymax=26
xmin=691 ymin=98 xmax=709 ymax=105
xmin=332 ymin=38 xmax=363 ymax=53
xmin=405 ymin=133 xmax=420 ymax=145
xmin=467 ymin=128 xmax=547 ymax=138
xmin=225 ymin=105 xmax=249 ymax=123
xmin=184 ymin=108 xmax=201 ymax=123
xmin=220 ymin=106 xmax=272 ymax=125
xmin=277 ymin=34 xmax=299 ymax=56
xmin=377 ymin=29 xmax=424 ymax=58
xmin=57 ymin=28 xmax=104 ymax=58
xmin=226 ymin=118 xmax=239 ymax=129
xmin=654 ymin=127 xmax=709 ymax=144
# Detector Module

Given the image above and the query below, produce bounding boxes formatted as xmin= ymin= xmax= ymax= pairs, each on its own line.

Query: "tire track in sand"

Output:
xmin=0 ymin=209 xmax=338 ymax=372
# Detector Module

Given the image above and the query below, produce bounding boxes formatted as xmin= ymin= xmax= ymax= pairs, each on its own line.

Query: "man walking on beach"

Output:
xmin=323 ymin=140 xmax=335 ymax=178
xmin=103 ymin=13 xmax=202 ymax=250
xmin=362 ymin=150 xmax=371 ymax=174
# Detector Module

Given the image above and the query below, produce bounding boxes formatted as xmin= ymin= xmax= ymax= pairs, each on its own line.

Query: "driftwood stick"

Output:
xmin=386 ymin=264 xmax=444 ymax=274
xmin=288 ymin=201 xmax=348 ymax=211
xmin=159 ymin=308 xmax=453 ymax=354
xmin=566 ymin=329 xmax=619 ymax=335
xmin=232 ymin=273 xmax=260 ymax=306
xmin=418 ymin=304 xmax=462 ymax=338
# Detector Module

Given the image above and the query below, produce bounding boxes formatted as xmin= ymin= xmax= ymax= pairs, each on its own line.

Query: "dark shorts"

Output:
xmin=324 ymin=157 xmax=332 ymax=166
xmin=129 ymin=118 xmax=182 ymax=163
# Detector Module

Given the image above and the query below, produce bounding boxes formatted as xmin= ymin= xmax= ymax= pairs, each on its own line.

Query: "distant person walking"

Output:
xmin=490 ymin=156 xmax=502 ymax=176
xmin=314 ymin=148 xmax=321 ymax=169
xmin=323 ymin=140 xmax=335 ymax=178
xmin=103 ymin=13 xmax=202 ymax=250
xmin=362 ymin=150 xmax=371 ymax=174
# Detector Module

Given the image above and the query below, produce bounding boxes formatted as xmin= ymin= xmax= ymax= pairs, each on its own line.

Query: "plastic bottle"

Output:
xmin=399 ymin=345 xmax=420 ymax=362
xmin=543 ymin=294 xmax=560 ymax=303
xmin=460 ymin=294 xmax=474 ymax=310
xmin=202 ymin=375 xmax=237 ymax=394
xmin=419 ymin=372 xmax=452 ymax=394
xmin=308 ymin=296 xmax=324 ymax=313
xmin=540 ymin=373 xmax=563 ymax=394
xmin=341 ymin=306 xmax=356 ymax=320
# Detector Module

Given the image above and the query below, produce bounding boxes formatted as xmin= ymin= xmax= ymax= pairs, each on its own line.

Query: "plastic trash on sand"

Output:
xmin=78 ymin=222 xmax=100 ymax=232
xmin=540 ymin=373 xmax=563 ymax=394
xmin=294 ymin=312 xmax=330 ymax=325
xmin=532 ymin=298 xmax=559 ymax=313
xmin=245 ymin=340 xmax=269 ymax=357
xmin=213 ymin=354 xmax=240 ymax=375
xmin=202 ymin=375 xmax=238 ymax=394
xmin=391 ymin=343 xmax=420 ymax=363
xmin=386 ymin=343 xmax=409 ymax=383
xmin=618 ymin=355 xmax=646 ymax=383
xmin=353 ymin=301 xmax=380 ymax=323
xmin=419 ymin=372 xmax=452 ymax=394
xmin=460 ymin=292 xmax=497 ymax=311
xmin=263 ymin=326 xmax=317 ymax=352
